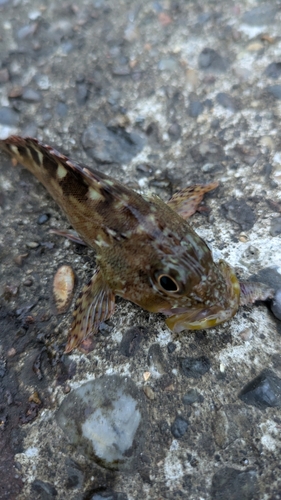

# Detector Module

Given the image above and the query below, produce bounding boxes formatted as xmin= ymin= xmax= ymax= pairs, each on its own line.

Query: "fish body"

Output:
xmin=0 ymin=136 xmax=249 ymax=352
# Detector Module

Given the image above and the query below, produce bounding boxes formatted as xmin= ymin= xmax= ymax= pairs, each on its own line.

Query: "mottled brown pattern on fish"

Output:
xmin=3 ymin=135 xmax=273 ymax=352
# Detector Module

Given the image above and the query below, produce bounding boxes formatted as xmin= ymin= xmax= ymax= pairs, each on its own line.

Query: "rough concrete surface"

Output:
xmin=0 ymin=0 xmax=281 ymax=499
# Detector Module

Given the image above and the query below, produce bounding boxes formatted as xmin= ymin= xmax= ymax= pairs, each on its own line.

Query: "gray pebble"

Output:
xmin=82 ymin=120 xmax=145 ymax=164
xmin=211 ymin=468 xmax=259 ymax=500
xmin=167 ymin=123 xmax=181 ymax=141
xmin=171 ymin=416 xmax=188 ymax=439
xmin=182 ymin=389 xmax=203 ymax=405
xmin=158 ymin=57 xmax=178 ymax=72
xmin=267 ymin=85 xmax=281 ymax=100
xmin=264 ymin=62 xmax=281 ymax=79
xmin=180 ymin=356 xmax=211 ymax=379
xmin=271 ymin=289 xmax=281 ymax=321
xmin=21 ymin=88 xmax=42 ymax=102
xmin=239 ymin=369 xmax=281 ymax=409
xmin=76 ymin=82 xmax=89 ymax=105
xmin=216 ymin=92 xmax=240 ymax=111
xmin=270 ymin=216 xmax=281 ymax=236
xmin=31 ymin=480 xmax=57 ymax=498
xmin=147 ymin=343 xmax=166 ymax=375
xmin=242 ymin=4 xmax=277 ymax=26
xmin=198 ymin=48 xmax=227 ymax=72
xmin=37 ymin=213 xmax=50 ymax=225
xmin=55 ymin=102 xmax=68 ymax=117
xmin=136 ymin=163 xmax=154 ymax=175
xmin=0 ymin=68 xmax=9 ymax=83
xmin=187 ymin=100 xmax=204 ymax=118
xmin=56 ymin=375 xmax=146 ymax=471
xmin=0 ymin=106 xmax=19 ymax=126
xmin=221 ymin=198 xmax=256 ymax=231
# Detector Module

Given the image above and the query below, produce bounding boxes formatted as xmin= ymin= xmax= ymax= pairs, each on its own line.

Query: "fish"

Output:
xmin=0 ymin=136 xmax=274 ymax=352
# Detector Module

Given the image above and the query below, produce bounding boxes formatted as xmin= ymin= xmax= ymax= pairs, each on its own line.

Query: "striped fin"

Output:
xmin=65 ymin=268 xmax=115 ymax=353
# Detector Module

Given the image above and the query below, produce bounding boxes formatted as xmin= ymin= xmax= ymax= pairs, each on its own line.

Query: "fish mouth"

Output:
xmin=165 ymin=261 xmax=240 ymax=333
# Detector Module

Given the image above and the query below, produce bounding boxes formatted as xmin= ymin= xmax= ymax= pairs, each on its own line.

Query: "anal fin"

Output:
xmin=65 ymin=268 xmax=115 ymax=353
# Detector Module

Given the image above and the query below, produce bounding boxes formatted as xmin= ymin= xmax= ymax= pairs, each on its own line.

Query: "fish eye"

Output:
xmin=157 ymin=274 xmax=180 ymax=293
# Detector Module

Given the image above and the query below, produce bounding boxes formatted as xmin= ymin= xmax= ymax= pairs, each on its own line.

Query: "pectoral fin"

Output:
xmin=65 ymin=268 xmax=115 ymax=353
xmin=167 ymin=182 xmax=219 ymax=219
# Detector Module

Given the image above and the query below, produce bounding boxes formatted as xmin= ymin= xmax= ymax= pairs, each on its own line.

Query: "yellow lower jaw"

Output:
xmin=166 ymin=264 xmax=240 ymax=333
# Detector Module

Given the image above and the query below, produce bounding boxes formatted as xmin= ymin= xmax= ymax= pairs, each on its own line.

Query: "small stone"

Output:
xmin=216 ymin=92 xmax=240 ymax=112
xmin=8 ymin=86 xmax=23 ymax=98
xmin=0 ymin=68 xmax=9 ymax=83
xmin=271 ymin=289 xmax=281 ymax=320
xmin=270 ymin=216 xmax=281 ymax=236
xmin=14 ymin=253 xmax=29 ymax=266
xmin=158 ymin=57 xmax=178 ymax=72
xmin=112 ymin=65 xmax=131 ymax=76
xmin=119 ymin=326 xmax=147 ymax=357
xmin=187 ymin=100 xmax=204 ymax=118
xmin=76 ymin=82 xmax=89 ymax=105
xmin=56 ymin=375 xmax=146 ymax=471
xmin=37 ymin=213 xmax=50 ymax=225
xmin=264 ymin=62 xmax=281 ymax=79
xmin=242 ymin=245 xmax=259 ymax=260
xmin=136 ymin=163 xmax=154 ymax=176
xmin=242 ymin=4 xmax=277 ymax=26
xmin=167 ymin=342 xmax=176 ymax=354
xmin=64 ymin=458 xmax=83 ymax=489
xmin=143 ymin=386 xmax=155 ymax=400
xmin=7 ymin=348 xmax=16 ymax=357
xmin=182 ymin=389 xmax=203 ymax=405
xmin=221 ymin=198 xmax=256 ymax=231
xmin=147 ymin=344 xmax=166 ymax=375
xmin=171 ymin=416 xmax=188 ymax=439
xmin=260 ymin=136 xmax=274 ymax=151
xmin=17 ymin=22 xmax=38 ymax=40
xmin=167 ymin=123 xmax=182 ymax=141
xmin=0 ymin=106 xmax=19 ymax=126
xmin=26 ymin=241 xmax=39 ymax=248
xmin=21 ymin=88 xmax=42 ymax=102
xmin=56 ymin=102 xmax=68 ymax=117
xmin=267 ymin=85 xmax=281 ymax=100
xmin=246 ymin=42 xmax=263 ymax=52
xmin=23 ymin=278 xmax=33 ymax=287
xmin=239 ymin=328 xmax=253 ymax=341
xmin=211 ymin=468 xmax=259 ymax=500
xmin=28 ymin=10 xmax=41 ymax=21
xmin=198 ymin=48 xmax=227 ymax=72
xmin=31 ymin=479 xmax=57 ymax=498
xmin=33 ymin=74 xmax=50 ymax=90
xmin=82 ymin=121 xmax=145 ymax=164
xmin=239 ymin=369 xmax=281 ymax=409
xmin=190 ymin=140 xmax=225 ymax=164
xmin=180 ymin=356 xmax=211 ymax=379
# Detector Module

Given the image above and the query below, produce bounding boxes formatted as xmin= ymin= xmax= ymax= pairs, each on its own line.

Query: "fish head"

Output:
xmin=140 ymin=222 xmax=240 ymax=332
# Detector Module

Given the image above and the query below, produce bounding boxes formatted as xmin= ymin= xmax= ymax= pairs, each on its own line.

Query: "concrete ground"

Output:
xmin=0 ymin=1 xmax=281 ymax=499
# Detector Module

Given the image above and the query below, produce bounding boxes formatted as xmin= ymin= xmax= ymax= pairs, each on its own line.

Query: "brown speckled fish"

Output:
xmin=0 ymin=136 xmax=273 ymax=352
